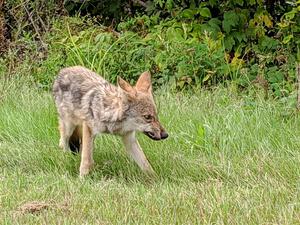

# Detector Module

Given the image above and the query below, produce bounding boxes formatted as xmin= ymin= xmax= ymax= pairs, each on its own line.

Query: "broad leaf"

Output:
xmin=283 ymin=34 xmax=293 ymax=44
xmin=222 ymin=11 xmax=239 ymax=33
xmin=199 ymin=7 xmax=211 ymax=18
xmin=224 ymin=35 xmax=235 ymax=50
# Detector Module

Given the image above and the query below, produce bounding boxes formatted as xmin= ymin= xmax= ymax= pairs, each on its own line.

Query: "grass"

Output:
xmin=1 ymin=80 xmax=300 ymax=224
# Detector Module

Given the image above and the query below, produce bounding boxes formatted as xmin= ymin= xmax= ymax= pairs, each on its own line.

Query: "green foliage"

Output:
xmin=29 ymin=17 xmax=228 ymax=90
xmin=4 ymin=0 xmax=63 ymax=41
xmin=115 ymin=0 xmax=298 ymax=96
xmin=277 ymin=1 xmax=300 ymax=59
xmin=64 ymin=0 xmax=126 ymax=24
xmin=1 ymin=0 xmax=299 ymax=96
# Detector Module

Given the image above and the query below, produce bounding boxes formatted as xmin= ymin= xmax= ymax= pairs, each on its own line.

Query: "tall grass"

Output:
xmin=1 ymin=80 xmax=300 ymax=224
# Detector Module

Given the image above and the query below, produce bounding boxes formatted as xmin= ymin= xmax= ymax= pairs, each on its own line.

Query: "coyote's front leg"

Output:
xmin=121 ymin=131 xmax=155 ymax=174
xmin=58 ymin=118 xmax=76 ymax=151
xmin=79 ymin=122 xmax=94 ymax=177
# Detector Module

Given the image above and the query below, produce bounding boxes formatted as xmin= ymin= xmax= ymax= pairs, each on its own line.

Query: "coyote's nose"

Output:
xmin=160 ymin=131 xmax=168 ymax=139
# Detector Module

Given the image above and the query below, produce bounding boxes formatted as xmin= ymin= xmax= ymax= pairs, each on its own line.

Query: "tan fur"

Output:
xmin=80 ymin=122 xmax=94 ymax=176
xmin=52 ymin=66 xmax=168 ymax=177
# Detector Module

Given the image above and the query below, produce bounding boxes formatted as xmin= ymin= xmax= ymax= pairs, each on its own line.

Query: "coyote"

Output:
xmin=52 ymin=66 xmax=168 ymax=176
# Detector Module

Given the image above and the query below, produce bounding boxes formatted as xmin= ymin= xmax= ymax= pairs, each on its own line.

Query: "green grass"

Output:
xmin=1 ymin=82 xmax=300 ymax=224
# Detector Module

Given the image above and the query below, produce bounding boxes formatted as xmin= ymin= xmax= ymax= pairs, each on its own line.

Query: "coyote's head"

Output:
xmin=118 ymin=72 xmax=168 ymax=141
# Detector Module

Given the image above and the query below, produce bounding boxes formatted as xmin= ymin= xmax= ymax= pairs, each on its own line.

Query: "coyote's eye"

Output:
xmin=143 ymin=114 xmax=152 ymax=121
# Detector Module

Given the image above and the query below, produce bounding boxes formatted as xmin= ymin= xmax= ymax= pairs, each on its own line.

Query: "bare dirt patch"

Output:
xmin=16 ymin=201 xmax=68 ymax=215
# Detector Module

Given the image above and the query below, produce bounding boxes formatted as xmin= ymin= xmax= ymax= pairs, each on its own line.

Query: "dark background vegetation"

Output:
xmin=0 ymin=0 xmax=299 ymax=96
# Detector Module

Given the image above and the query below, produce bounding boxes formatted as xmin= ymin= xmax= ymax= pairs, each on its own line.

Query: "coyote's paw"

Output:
xmin=59 ymin=140 xmax=69 ymax=152
xmin=79 ymin=161 xmax=95 ymax=177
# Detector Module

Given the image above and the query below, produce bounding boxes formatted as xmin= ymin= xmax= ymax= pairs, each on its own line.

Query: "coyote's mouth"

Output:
xmin=143 ymin=131 xmax=161 ymax=141
xmin=143 ymin=131 xmax=168 ymax=141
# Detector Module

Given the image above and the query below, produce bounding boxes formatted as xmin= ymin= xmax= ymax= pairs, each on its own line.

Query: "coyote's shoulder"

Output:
xmin=52 ymin=66 xmax=168 ymax=176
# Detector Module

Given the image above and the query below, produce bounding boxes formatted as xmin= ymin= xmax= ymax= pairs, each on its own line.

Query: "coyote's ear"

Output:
xmin=117 ymin=76 xmax=136 ymax=95
xmin=135 ymin=71 xmax=152 ymax=93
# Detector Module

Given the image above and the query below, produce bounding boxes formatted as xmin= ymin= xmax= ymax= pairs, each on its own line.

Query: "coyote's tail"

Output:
xmin=69 ymin=126 xmax=82 ymax=153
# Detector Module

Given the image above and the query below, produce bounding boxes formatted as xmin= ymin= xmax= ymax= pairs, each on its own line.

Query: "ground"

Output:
xmin=1 ymin=82 xmax=300 ymax=224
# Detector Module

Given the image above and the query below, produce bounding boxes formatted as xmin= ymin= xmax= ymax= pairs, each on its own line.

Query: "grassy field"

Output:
xmin=1 ymin=80 xmax=300 ymax=224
